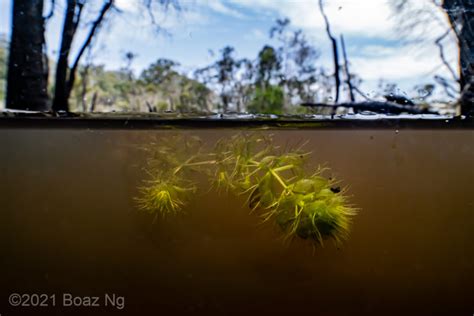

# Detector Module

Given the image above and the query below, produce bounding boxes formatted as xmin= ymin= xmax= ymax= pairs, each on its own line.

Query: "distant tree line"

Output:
xmin=66 ymin=18 xmax=360 ymax=114
xmin=69 ymin=58 xmax=213 ymax=112
xmin=2 ymin=0 xmax=474 ymax=115
xmin=193 ymin=18 xmax=342 ymax=114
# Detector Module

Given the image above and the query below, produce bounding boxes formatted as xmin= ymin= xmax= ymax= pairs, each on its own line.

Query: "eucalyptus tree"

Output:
xmin=269 ymin=19 xmax=321 ymax=106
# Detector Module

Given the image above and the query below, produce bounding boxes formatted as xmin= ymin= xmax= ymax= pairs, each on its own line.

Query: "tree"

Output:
xmin=256 ymin=45 xmax=281 ymax=87
xmin=269 ymin=19 xmax=321 ymax=106
xmin=194 ymin=46 xmax=241 ymax=112
xmin=51 ymin=0 xmax=179 ymax=111
xmin=0 ymin=35 xmax=7 ymax=80
xmin=6 ymin=0 xmax=49 ymax=110
xmin=0 ymin=35 xmax=8 ymax=105
xmin=393 ymin=0 xmax=474 ymax=115
xmin=286 ymin=30 xmax=320 ymax=104
xmin=233 ymin=58 xmax=254 ymax=112
xmin=53 ymin=0 xmax=85 ymax=111
xmin=442 ymin=0 xmax=474 ymax=115
xmin=247 ymin=85 xmax=284 ymax=114
xmin=137 ymin=58 xmax=212 ymax=112
xmin=140 ymin=59 xmax=179 ymax=85
xmin=319 ymin=0 xmax=341 ymax=104
xmin=53 ymin=0 xmax=115 ymax=111
xmin=215 ymin=46 xmax=238 ymax=112
xmin=248 ymin=46 xmax=285 ymax=113
xmin=194 ymin=19 xmax=326 ymax=113
xmin=140 ymin=58 xmax=180 ymax=111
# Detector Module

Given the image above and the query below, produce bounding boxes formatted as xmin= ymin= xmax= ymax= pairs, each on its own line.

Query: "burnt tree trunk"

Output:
xmin=66 ymin=0 xmax=114 ymax=111
xmin=443 ymin=0 xmax=474 ymax=116
xmin=52 ymin=0 xmax=82 ymax=112
xmin=6 ymin=0 xmax=49 ymax=111
xmin=52 ymin=0 xmax=113 ymax=112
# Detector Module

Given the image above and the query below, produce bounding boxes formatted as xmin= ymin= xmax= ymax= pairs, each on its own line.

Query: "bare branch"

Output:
xmin=318 ymin=0 xmax=340 ymax=103
xmin=434 ymin=75 xmax=458 ymax=98
xmin=143 ymin=0 xmax=179 ymax=35
xmin=353 ymin=86 xmax=371 ymax=101
xmin=391 ymin=0 xmax=448 ymax=43
xmin=67 ymin=0 xmax=114 ymax=94
xmin=435 ymin=28 xmax=460 ymax=83
xmin=340 ymin=34 xmax=355 ymax=102
xmin=144 ymin=0 xmax=158 ymax=25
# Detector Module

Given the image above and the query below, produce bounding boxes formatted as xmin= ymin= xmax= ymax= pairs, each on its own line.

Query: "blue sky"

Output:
xmin=0 ymin=0 xmax=459 ymax=101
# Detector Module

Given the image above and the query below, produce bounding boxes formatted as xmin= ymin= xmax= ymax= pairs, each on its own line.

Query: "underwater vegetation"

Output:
xmin=136 ymin=133 xmax=357 ymax=246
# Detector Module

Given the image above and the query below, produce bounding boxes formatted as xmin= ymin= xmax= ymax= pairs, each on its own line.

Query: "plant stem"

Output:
xmin=173 ymin=159 xmax=217 ymax=175
xmin=270 ymin=169 xmax=288 ymax=189
xmin=185 ymin=160 xmax=217 ymax=166
xmin=273 ymin=165 xmax=294 ymax=173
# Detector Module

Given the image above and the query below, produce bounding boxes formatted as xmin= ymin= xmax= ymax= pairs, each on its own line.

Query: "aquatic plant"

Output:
xmin=136 ymin=177 xmax=196 ymax=221
xmin=137 ymin=133 xmax=357 ymax=246
xmin=136 ymin=135 xmax=203 ymax=221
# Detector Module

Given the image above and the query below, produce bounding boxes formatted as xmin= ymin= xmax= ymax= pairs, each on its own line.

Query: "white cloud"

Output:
xmin=227 ymin=0 xmax=396 ymax=38
xmin=357 ymin=45 xmax=401 ymax=58
xmin=226 ymin=0 xmax=454 ymax=46
xmin=351 ymin=41 xmax=459 ymax=82
xmin=353 ymin=53 xmax=434 ymax=81
xmin=204 ymin=0 xmax=246 ymax=18
xmin=115 ymin=0 xmax=141 ymax=13
xmin=223 ymin=0 xmax=458 ymax=87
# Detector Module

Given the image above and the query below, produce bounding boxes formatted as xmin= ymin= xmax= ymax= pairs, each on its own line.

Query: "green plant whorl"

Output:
xmin=210 ymin=133 xmax=356 ymax=246
xmin=136 ymin=134 xmax=203 ymax=219
xmin=274 ymin=176 xmax=356 ymax=246
xmin=136 ymin=177 xmax=196 ymax=219
xmin=137 ymin=133 xmax=357 ymax=246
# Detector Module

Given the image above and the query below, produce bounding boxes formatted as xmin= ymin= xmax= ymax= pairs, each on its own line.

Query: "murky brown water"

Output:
xmin=0 ymin=127 xmax=473 ymax=315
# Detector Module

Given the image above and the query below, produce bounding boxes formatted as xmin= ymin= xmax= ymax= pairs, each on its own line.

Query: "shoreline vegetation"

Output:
xmin=0 ymin=15 xmax=458 ymax=116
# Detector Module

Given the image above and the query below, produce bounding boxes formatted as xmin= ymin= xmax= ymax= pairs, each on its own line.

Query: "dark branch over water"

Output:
xmin=300 ymin=101 xmax=439 ymax=115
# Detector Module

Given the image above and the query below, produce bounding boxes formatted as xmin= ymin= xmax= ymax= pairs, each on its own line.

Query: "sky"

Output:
xmin=0 ymin=0 xmax=460 ymax=101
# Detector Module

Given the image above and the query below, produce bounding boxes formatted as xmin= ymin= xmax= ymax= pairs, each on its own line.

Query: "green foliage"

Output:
xmin=247 ymin=85 xmax=284 ymax=114
xmin=0 ymin=37 xmax=6 ymax=79
xmin=256 ymin=45 xmax=281 ymax=85
xmin=193 ymin=19 xmax=327 ymax=112
xmin=140 ymin=58 xmax=179 ymax=85
xmin=137 ymin=134 xmax=357 ymax=247
xmin=70 ymin=59 xmax=212 ymax=112
xmin=216 ymin=46 xmax=237 ymax=84
xmin=0 ymin=35 xmax=7 ymax=106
